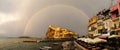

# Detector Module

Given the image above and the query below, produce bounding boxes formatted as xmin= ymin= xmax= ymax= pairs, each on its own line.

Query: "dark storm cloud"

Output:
xmin=23 ymin=5 xmax=89 ymax=37
xmin=0 ymin=0 xmax=117 ymax=37
xmin=0 ymin=0 xmax=22 ymax=13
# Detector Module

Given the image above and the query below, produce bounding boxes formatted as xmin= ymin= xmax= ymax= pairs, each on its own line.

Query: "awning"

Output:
xmin=110 ymin=4 xmax=118 ymax=12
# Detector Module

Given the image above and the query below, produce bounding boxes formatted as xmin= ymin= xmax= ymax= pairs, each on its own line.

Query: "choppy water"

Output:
xmin=0 ymin=38 xmax=60 ymax=50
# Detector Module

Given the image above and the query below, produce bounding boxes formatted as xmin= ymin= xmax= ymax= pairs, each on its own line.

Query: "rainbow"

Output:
xmin=23 ymin=4 xmax=89 ymax=35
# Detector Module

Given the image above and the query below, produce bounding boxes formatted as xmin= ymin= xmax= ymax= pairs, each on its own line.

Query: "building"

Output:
xmin=46 ymin=25 xmax=77 ymax=39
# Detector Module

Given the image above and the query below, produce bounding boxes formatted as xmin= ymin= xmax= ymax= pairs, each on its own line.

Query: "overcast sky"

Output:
xmin=0 ymin=0 xmax=117 ymax=37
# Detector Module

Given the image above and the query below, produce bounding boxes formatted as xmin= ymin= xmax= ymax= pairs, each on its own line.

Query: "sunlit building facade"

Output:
xmin=46 ymin=25 xmax=77 ymax=39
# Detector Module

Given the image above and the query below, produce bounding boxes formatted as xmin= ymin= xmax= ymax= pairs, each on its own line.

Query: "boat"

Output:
xmin=39 ymin=46 xmax=52 ymax=50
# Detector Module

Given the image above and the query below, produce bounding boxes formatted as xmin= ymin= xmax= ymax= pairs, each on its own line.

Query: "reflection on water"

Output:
xmin=0 ymin=38 xmax=63 ymax=50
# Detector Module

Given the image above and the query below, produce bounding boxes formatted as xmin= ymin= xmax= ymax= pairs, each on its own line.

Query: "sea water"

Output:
xmin=0 ymin=38 xmax=55 ymax=50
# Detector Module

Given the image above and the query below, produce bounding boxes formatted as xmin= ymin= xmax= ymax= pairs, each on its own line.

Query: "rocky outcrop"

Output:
xmin=46 ymin=25 xmax=77 ymax=39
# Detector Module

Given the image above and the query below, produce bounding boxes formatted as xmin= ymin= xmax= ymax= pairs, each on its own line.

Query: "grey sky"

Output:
xmin=0 ymin=0 xmax=117 ymax=37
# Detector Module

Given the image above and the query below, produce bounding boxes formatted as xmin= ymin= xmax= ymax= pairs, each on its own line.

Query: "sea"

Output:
xmin=0 ymin=38 xmax=63 ymax=50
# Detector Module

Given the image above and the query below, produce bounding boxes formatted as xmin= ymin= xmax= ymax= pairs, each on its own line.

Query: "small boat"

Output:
xmin=53 ymin=43 xmax=59 ymax=46
xmin=40 ymin=46 xmax=52 ymax=50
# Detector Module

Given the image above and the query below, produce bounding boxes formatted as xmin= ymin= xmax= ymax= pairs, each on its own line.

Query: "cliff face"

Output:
xmin=46 ymin=25 xmax=77 ymax=39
